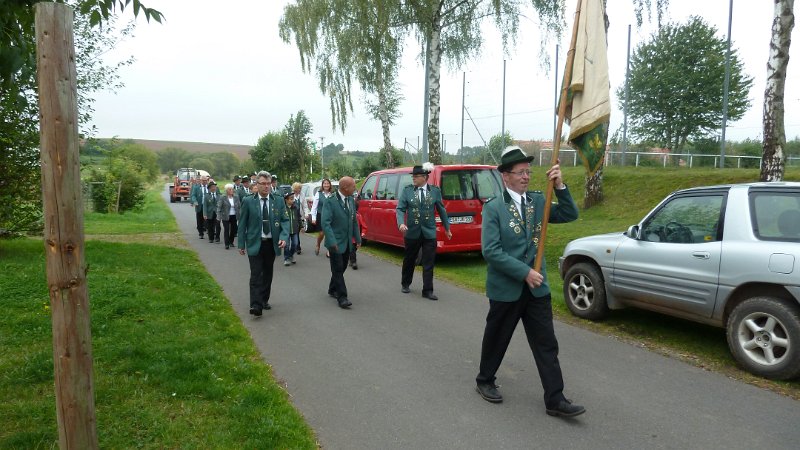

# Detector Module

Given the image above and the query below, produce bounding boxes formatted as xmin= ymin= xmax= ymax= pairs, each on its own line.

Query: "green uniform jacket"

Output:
xmin=190 ymin=183 xmax=205 ymax=213
xmin=237 ymin=193 xmax=290 ymax=256
xmin=236 ymin=185 xmax=251 ymax=202
xmin=321 ymin=193 xmax=361 ymax=254
xmin=481 ymin=187 xmax=578 ymax=301
xmin=395 ymin=184 xmax=450 ymax=239
xmin=202 ymin=191 xmax=220 ymax=218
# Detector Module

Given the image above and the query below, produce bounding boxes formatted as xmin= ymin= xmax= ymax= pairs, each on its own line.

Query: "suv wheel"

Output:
xmin=563 ymin=262 xmax=608 ymax=320
xmin=726 ymin=296 xmax=800 ymax=380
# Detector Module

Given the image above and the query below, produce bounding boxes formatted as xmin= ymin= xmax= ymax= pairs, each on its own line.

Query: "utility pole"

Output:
xmin=501 ymin=60 xmax=506 ymax=143
xmin=720 ymin=0 xmax=734 ymax=168
xmin=461 ymin=72 xmax=466 ymax=164
xmin=622 ymin=24 xmax=631 ymax=166
xmin=36 ymin=3 xmax=98 ymax=448
xmin=319 ymin=136 xmax=325 ymax=177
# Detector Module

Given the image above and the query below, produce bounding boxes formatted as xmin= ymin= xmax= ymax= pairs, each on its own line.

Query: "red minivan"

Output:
xmin=357 ymin=164 xmax=503 ymax=253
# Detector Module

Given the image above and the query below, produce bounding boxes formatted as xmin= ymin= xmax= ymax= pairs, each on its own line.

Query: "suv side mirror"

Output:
xmin=625 ymin=225 xmax=641 ymax=240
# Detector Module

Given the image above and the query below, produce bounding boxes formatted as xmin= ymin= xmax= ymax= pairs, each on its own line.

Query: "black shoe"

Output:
xmin=422 ymin=292 xmax=438 ymax=301
xmin=546 ymin=399 xmax=585 ymax=418
xmin=199 ymin=235 xmax=204 ymax=239
xmin=401 ymin=286 xmax=410 ymax=294
xmin=208 ymin=240 xmax=215 ymax=244
xmin=225 ymin=245 xmax=229 ymax=249
xmin=328 ymin=291 xmax=338 ymax=298
xmin=476 ymin=383 xmax=503 ymax=403
xmin=337 ymin=297 xmax=352 ymax=308
xmin=297 ymin=249 xmax=302 ymax=255
xmin=215 ymin=238 xmax=220 ymax=243
xmin=249 ymin=308 xmax=262 ymax=317
xmin=264 ymin=304 xmax=272 ymax=310
xmin=351 ymin=262 xmax=358 ymax=270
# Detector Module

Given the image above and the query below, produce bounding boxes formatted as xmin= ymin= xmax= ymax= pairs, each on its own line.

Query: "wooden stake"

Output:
xmin=35 ymin=3 xmax=98 ymax=448
xmin=534 ymin=0 xmax=583 ymax=272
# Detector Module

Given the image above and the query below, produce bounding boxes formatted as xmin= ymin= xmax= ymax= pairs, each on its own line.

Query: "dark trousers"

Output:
xmin=206 ymin=214 xmax=220 ymax=241
xmin=195 ymin=210 xmax=206 ymax=236
xmin=401 ymin=237 xmax=436 ymax=293
xmin=476 ymin=288 xmax=566 ymax=409
xmin=248 ymin=239 xmax=276 ymax=310
xmin=348 ymin=246 xmax=357 ymax=264
xmin=222 ymin=215 xmax=238 ymax=246
xmin=328 ymin=249 xmax=350 ymax=299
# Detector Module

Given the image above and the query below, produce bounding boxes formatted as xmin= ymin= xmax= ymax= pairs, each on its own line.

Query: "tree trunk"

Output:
xmin=376 ymin=69 xmax=394 ymax=168
xmin=584 ymin=166 xmax=604 ymax=209
xmin=426 ymin=15 xmax=443 ymax=164
xmin=761 ymin=0 xmax=794 ymax=182
xmin=35 ymin=3 xmax=99 ymax=448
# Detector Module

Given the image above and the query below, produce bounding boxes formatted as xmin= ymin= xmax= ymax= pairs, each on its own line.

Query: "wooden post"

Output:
xmin=534 ymin=0 xmax=582 ymax=272
xmin=35 ymin=3 xmax=99 ymax=449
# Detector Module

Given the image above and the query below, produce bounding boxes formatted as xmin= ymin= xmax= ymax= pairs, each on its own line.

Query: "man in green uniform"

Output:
xmin=189 ymin=175 xmax=209 ymax=239
xmin=238 ymin=171 xmax=289 ymax=316
xmin=322 ymin=176 xmax=361 ymax=309
xmin=475 ymin=146 xmax=585 ymax=418
xmin=396 ymin=164 xmax=452 ymax=300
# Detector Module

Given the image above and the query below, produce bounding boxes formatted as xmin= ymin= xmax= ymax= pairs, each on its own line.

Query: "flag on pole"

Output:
xmin=564 ymin=0 xmax=610 ymax=176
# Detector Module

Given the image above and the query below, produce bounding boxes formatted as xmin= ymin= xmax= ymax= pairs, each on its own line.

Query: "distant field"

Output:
xmin=104 ymin=138 xmax=254 ymax=160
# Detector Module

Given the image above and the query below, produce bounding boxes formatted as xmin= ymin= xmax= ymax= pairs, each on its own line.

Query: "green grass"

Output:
xmin=360 ymin=166 xmax=800 ymax=393
xmin=84 ymin=188 xmax=178 ymax=235
xmin=1 ymin=204 xmax=315 ymax=447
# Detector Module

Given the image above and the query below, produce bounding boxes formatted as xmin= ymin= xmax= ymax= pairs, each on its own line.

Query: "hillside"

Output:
xmin=115 ymin=138 xmax=253 ymax=160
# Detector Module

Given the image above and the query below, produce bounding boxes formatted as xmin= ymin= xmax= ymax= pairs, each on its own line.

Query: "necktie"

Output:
xmin=262 ymin=197 xmax=270 ymax=235
xmin=342 ymin=196 xmax=349 ymax=213
xmin=520 ymin=197 xmax=526 ymax=224
xmin=420 ymin=188 xmax=426 ymax=203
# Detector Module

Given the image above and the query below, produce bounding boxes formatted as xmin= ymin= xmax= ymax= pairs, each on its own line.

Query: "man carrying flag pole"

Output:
xmin=474 ymin=0 xmax=609 ymax=419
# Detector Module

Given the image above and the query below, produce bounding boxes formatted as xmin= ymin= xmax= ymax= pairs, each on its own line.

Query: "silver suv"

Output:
xmin=559 ymin=182 xmax=800 ymax=379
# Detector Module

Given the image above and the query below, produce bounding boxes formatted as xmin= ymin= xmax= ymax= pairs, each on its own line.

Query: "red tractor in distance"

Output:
xmin=169 ymin=168 xmax=198 ymax=203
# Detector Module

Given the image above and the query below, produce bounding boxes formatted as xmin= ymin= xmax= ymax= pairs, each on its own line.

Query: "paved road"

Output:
xmin=165 ymin=187 xmax=799 ymax=449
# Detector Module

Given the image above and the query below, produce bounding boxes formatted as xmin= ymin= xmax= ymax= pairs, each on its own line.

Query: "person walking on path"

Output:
xmin=291 ymin=182 xmax=306 ymax=254
xmin=217 ymin=183 xmax=241 ymax=250
xmin=238 ymin=171 xmax=289 ymax=317
xmin=203 ymin=181 xmax=221 ymax=244
xmin=475 ymin=146 xmax=585 ymax=418
xmin=283 ymin=191 xmax=301 ymax=266
xmin=396 ymin=163 xmax=452 ymax=300
xmin=190 ymin=175 xmax=209 ymax=239
xmin=321 ymin=176 xmax=360 ymax=309
xmin=238 ymin=177 xmax=252 ymax=202
xmin=311 ymin=178 xmax=335 ymax=257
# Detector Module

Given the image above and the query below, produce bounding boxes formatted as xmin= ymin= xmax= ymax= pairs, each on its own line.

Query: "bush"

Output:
xmin=86 ymin=157 xmax=147 ymax=213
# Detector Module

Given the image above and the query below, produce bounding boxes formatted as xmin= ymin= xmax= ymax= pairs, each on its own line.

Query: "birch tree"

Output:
xmin=761 ymin=0 xmax=794 ymax=181
xmin=280 ymin=0 xmax=404 ymax=167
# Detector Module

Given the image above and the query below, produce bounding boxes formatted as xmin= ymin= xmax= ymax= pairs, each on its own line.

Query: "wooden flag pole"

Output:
xmin=534 ymin=0 xmax=583 ymax=272
xmin=36 ymin=3 xmax=99 ymax=448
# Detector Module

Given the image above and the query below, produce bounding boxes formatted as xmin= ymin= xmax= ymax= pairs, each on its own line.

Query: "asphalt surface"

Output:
xmin=165 ymin=187 xmax=799 ymax=449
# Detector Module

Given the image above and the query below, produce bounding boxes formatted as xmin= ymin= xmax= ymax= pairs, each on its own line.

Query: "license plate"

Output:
xmin=449 ymin=215 xmax=473 ymax=224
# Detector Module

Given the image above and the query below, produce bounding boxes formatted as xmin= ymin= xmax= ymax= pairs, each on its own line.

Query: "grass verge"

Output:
xmin=84 ymin=188 xmax=178 ymax=235
xmin=1 ymin=191 xmax=316 ymax=447
xmin=359 ymin=166 xmax=800 ymax=398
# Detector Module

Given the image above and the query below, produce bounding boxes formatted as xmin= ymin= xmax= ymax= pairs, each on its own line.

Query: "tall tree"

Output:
xmin=761 ymin=0 xmax=794 ymax=181
xmin=280 ymin=0 xmax=404 ymax=168
xmin=399 ymin=0 xmax=564 ymax=164
xmin=284 ymin=110 xmax=314 ymax=179
xmin=618 ymin=16 xmax=753 ymax=152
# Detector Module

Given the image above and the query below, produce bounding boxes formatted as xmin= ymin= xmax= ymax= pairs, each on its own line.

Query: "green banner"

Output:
xmin=569 ymin=122 xmax=608 ymax=176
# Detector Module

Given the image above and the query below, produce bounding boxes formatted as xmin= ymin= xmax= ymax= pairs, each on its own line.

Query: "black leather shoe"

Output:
xmin=249 ymin=308 xmax=262 ymax=317
xmin=215 ymin=238 xmax=220 ymax=243
xmin=199 ymin=235 xmax=204 ymax=239
xmin=328 ymin=291 xmax=338 ymax=298
xmin=351 ymin=262 xmax=358 ymax=270
xmin=476 ymin=383 xmax=503 ymax=403
xmin=546 ymin=399 xmax=585 ymax=418
xmin=422 ymin=292 xmax=438 ymax=301
xmin=264 ymin=304 xmax=272 ymax=310
xmin=337 ymin=297 xmax=352 ymax=308
xmin=401 ymin=286 xmax=410 ymax=294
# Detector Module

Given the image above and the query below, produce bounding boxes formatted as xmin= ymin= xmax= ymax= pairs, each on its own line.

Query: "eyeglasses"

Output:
xmin=507 ymin=169 xmax=532 ymax=177
xmin=257 ymin=181 xmax=270 ymax=186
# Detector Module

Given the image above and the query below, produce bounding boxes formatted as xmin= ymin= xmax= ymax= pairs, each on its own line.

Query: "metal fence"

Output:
xmin=535 ymin=149 xmax=800 ymax=169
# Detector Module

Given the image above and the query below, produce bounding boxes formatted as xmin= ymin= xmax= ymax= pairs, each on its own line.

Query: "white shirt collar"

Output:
xmin=506 ymin=188 xmax=526 ymax=215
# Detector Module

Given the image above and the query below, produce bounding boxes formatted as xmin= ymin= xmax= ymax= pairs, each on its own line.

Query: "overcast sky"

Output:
xmin=90 ymin=0 xmax=800 ymax=154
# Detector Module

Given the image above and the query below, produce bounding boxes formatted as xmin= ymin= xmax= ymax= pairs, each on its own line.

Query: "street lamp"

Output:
xmin=319 ymin=136 xmax=325 ymax=178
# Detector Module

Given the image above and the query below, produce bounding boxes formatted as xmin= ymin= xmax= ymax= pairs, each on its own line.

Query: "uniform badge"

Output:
xmin=514 ymin=226 xmax=521 ymax=234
